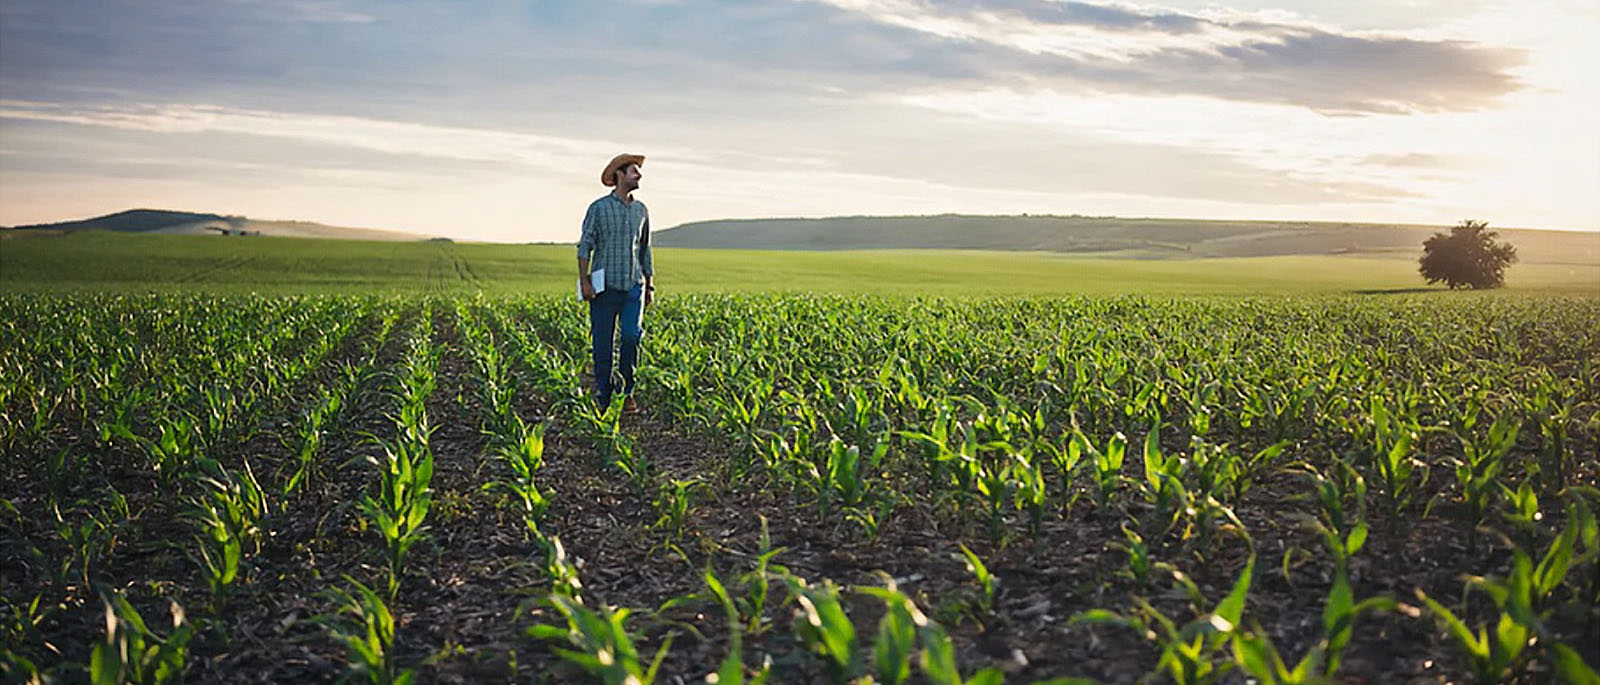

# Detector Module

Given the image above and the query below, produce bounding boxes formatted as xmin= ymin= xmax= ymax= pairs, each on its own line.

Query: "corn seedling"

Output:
xmin=540 ymin=536 xmax=585 ymax=600
xmin=1075 ymin=555 xmax=1256 ymax=685
xmin=487 ymin=417 xmax=550 ymax=541
xmin=1414 ymin=502 xmax=1595 ymax=684
xmin=737 ymin=516 xmax=787 ymax=636
xmin=1073 ymin=426 xmax=1127 ymax=509
xmin=702 ymin=567 xmax=771 ymax=685
xmin=317 ymin=577 xmax=416 ymax=685
xmin=1139 ymin=425 xmax=1190 ymax=537
xmin=1358 ymin=395 xmax=1424 ymax=548
xmin=1452 ymin=411 xmax=1521 ymax=553
xmin=1231 ymin=564 xmax=1395 ymax=683
xmin=359 ymin=435 xmax=434 ymax=599
xmin=527 ymin=594 xmax=673 ymax=685
xmin=89 ymin=593 xmax=193 ymax=685
xmin=653 ymin=478 xmax=702 ymax=540
xmin=190 ymin=459 xmax=266 ymax=605
xmin=1296 ymin=458 xmax=1368 ymax=576
xmin=781 ymin=573 xmax=857 ymax=684
xmin=954 ymin=544 xmax=998 ymax=621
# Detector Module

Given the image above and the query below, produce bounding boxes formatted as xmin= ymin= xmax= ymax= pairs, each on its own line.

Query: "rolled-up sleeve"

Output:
xmin=576 ymin=202 xmax=597 ymax=260
xmin=639 ymin=210 xmax=653 ymax=278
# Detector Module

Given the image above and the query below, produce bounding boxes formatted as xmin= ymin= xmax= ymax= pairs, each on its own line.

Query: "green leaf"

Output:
xmin=1231 ymin=633 xmax=1282 ymax=683
xmin=1322 ymin=568 xmax=1353 ymax=640
xmin=90 ymin=642 xmax=120 ymax=685
xmin=1416 ymin=590 xmax=1487 ymax=659
xmin=1211 ymin=555 xmax=1256 ymax=632
xmin=1534 ymin=511 xmax=1578 ymax=598
xmin=526 ymin=624 xmax=569 ymax=641
xmin=1550 ymin=643 xmax=1600 ymax=685
xmin=1070 ymin=609 xmax=1133 ymax=628
xmin=1346 ymin=523 xmax=1367 ymax=557
xmin=918 ymin=623 xmax=962 ymax=685
xmin=965 ymin=668 xmax=1005 ymax=685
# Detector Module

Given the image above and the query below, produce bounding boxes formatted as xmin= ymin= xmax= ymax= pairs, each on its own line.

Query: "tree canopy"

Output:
xmin=1418 ymin=220 xmax=1518 ymax=289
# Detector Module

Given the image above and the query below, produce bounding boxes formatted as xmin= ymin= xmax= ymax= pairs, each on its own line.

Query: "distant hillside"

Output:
xmin=3 ymin=208 xmax=431 ymax=242
xmin=656 ymin=215 xmax=1600 ymax=265
xmin=6 ymin=209 xmax=230 ymax=233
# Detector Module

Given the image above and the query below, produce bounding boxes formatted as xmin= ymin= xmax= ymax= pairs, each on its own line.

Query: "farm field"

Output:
xmin=2 ymin=292 xmax=1597 ymax=683
xmin=4 ymin=230 xmax=1599 ymax=296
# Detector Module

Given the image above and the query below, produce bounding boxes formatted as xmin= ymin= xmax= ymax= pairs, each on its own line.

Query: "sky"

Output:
xmin=1 ymin=0 xmax=1597 ymax=242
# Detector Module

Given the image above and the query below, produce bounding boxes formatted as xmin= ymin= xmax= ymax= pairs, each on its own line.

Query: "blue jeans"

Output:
xmin=589 ymin=284 xmax=643 ymax=401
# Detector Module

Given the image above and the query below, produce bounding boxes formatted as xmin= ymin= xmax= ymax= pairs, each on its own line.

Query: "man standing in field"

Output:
xmin=577 ymin=153 xmax=654 ymax=412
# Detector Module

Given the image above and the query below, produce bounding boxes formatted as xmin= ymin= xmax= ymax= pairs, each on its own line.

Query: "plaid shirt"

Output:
xmin=576 ymin=193 xmax=653 ymax=293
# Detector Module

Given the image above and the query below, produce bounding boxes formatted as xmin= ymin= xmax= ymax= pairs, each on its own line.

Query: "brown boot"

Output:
xmin=622 ymin=396 xmax=640 ymax=414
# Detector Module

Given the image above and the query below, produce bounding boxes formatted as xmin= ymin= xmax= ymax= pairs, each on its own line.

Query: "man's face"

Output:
xmin=616 ymin=164 xmax=642 ymax=191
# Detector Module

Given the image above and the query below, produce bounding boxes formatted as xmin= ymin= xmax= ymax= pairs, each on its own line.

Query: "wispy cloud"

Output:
xmin=807 ymin=0 xmax=1525 ymax=113
xmin=0 ymin=99 xmax=694 ymax=174
xmin=283 ymin=1 xmax=378 ymax=24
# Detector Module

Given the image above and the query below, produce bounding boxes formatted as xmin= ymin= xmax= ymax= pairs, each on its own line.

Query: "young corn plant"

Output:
xmin=782 ymin=573 xmax=858 ymax=684
xmin=702 ymin=567 xmax=773 ymax=685
xmin=539 ymin=536 xmax=585 ymax=601
xmin=898 ymin=400 xmax=958 ymax=489
xmin=1113 ymin=526 xmax=1157 ymax=589
xmin=1358 ymin=395 xmax=1424 ymax=549
xmin=973 ymin=451 xmax=1017 ymax=546
xmin=1183 ymin=440 xmax=1251 ymax=559
xmin=89 ymin=593 xmax=193 ymax=685
xmin=859 ymin=579 xmax=917 ymax=685
xmin=736 ymin=516 xmax=788 ymax=636
xmin=1296 ymin=458 xmax=1368 ymax=577
xmin=1414 ymin=587 xmax=1530 ymax=683
xmin=190 ymin=459 xmax=267 ymax=606
xmin=1012 ymin=450 xmax=1049 ymax=540
xmin=48 ymin=489 xmax=129 ymax=591
xmin=285 ymin=371 xmax=357 ymax=495
xmin=810 ymin=435 xmax=885 ymax=522
xmin=574 ymin=399 xmax=649 ymax=491
xmin=1038 ymin=429 xmax=1084 ymax=517
xmin=912 ymin=604 xmax=1023 ymax=685
xmin=359 ymin=435 xmax=434 ymax=599
xmin=1416 ymin=501 xmax=1596 ymax=684
xmin=142 ymin=414 xmax=200 ymax=485
xmin=856 ymin=574 xmax=1014 ymax=685
xmin=951 ymin=544 xmax=998 ymax=623
xmin=1218 ymin=440 xmax=1288 ymax=507
xmin=1524 ymin=380 xmax=1573 ymax=496
xmin=1230 ymin=565 xmax=1395 ymax=683
xmin=1074 ymin=555 xmax=1257 ymax=685
xmin=1071 ymin=426 xmax=1127 ymax=510
xmin=487 ymin=417 xmax=550 ymax=541
xmin=653 ymin=478 xmax=703 ymax=540
xmin=1238 ymin=381 xmax=1319 ymax=443
xmin=527 ymin=594 xmax=673 ymax=685
xmin=1139 ymin=426 xmax=1190 ymax=537
xmin=1499 ymin=479 xmax=1542 ymax=551
xmin=1452 ymin=411 xmax=1521 ymax=554
xmin=317 ymin=577 xmax=416 ymax=685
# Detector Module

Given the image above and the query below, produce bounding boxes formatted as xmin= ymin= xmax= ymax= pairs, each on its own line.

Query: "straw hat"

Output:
xmin=601 ymin=154 xmax=645 ymax=187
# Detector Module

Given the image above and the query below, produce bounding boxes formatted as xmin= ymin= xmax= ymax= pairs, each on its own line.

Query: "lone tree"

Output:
xmin=1418 ymin=219 xmax=1518 ymax=289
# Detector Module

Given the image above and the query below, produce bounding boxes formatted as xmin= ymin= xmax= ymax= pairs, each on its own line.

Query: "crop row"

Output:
xmin=1 ymin=293 xmax=1596 ymax=684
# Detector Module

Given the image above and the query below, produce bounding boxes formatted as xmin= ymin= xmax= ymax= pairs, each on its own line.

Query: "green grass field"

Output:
xmin=3 ymin=230 xmax=1596 ymax=296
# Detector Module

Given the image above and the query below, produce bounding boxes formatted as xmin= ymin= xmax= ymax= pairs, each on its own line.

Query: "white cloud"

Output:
xmin=0 ymin=100 xmax=712 ymax=175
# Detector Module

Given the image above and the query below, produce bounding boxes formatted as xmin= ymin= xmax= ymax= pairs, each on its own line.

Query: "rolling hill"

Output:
xmin=654 ymin=215 xmax=1600 ymax=265
xmin=2 ymin=209 xmax=433 ymax=242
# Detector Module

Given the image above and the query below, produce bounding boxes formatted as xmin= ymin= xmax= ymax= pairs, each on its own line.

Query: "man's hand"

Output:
xmin=580 ymin=279 xmax=596 ymax=301
xmin=644 ymin=281 xmax=654 ymax=306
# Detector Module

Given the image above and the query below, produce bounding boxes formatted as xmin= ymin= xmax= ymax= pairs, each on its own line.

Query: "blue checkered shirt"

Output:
xmin=576 ymin=193 xmax=653 ymax=293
